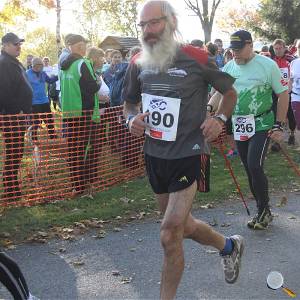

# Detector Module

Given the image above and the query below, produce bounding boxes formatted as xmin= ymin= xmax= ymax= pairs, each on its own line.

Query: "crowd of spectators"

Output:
xmin=0 ymin=30 xmax=299 ymax=200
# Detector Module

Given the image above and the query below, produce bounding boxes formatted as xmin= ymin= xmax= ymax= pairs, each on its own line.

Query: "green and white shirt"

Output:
xmin=223 ymin=54 xmax=287 ymax=131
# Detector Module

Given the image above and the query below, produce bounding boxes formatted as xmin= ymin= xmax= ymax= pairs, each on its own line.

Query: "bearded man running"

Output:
xmin=122 ymin=1 xmax=245 ymax=299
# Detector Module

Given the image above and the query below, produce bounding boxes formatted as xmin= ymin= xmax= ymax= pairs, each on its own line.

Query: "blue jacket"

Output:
xmin=26 ymin=69 xmax=57 ymax=105
xmin=109 ymin=62 xmax=128 ymax=107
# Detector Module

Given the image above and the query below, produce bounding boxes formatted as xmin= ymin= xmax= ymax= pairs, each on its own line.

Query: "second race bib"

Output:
xmin=232 ymin=114 xmax=255 ymax=141
xmin=142 ymin=93 xmax=181 ymax=141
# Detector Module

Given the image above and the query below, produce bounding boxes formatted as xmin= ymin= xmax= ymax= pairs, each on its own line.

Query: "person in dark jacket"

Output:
xmin=60 ymin=34 xmax=100 ymax=195
xmin=0 ymin=32 xmax=33 ymax=201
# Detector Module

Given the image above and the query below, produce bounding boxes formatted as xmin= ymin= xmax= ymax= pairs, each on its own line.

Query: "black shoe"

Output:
xmin=288 ymin=135 xmax=295 ymax=145
xmin=253 ymin=208 xmax=273 ymax=230
xmin=271 ymin=142 xmax=281 ymax=152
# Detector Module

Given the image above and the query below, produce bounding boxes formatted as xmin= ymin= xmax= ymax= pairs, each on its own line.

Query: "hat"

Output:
xmin=229 ymin=30 xmax=252 ymax=49
xmin=32 ymin=57 xmax=43 ymax=66
xmin=1 ymin=32 xmax=25 ymax=44
xmin=65 ymin=34 xmax=89 ymax=46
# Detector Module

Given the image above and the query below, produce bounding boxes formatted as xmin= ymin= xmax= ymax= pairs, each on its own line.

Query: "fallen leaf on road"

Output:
xmin=113 ymin=227 xmax=122 ymax=232
xmin=73 ymin=222 xmax=86 ymax=229
xmin=288 ymin=216 xmax=296 ymax=220
xmin=209 ymin=218 xmax=218 ymax=227
xmin=62 ymin=228 xmax=74 ymax=233
xmin=129 ymin=248 xmax=136 ymax=252
xmin=59 ymin=247 xmax=66 ymax=253
xmin=121 ymin=277 xmax=132 ymax=284
xmin=225 ymin=212 xmax=235 ymax=215
xmin=115 ymin=216 xmax=122 ymax=220
xmin=72 ymin=259 xmax=85 ymax=266
xmin=92 ymin=230 xmax=107 ymax=239
xmin=137 ymin=212 xmax=146 ymax=219
xmin=221 ymin=223 xmax=231 ymax=227
xmin=137 ymin=238 xmax=143 ymax=242
xmin=276 ymin=196 xmax=288 ymax=207
xmin=200 ymin=203 xmax=214 ymax=209
xmin=81 ymin=219 xmax=104 ymax=228
xmin=112 ymin=271 xmax=120 ymax=276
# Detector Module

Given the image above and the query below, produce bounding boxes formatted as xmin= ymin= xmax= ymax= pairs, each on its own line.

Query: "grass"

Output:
xmin=0 ymin=147 xmax=299 ymax=243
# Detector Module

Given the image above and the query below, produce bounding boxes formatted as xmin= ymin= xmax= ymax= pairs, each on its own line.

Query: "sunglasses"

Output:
xmin=13 ymin=42 xmax=22 ymax=46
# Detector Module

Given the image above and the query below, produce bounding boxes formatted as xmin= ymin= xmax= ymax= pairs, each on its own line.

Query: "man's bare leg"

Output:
xmin=159 ymin=181 xmax=197 ymax=300
xmin=156 ymin=195 xmax=225 ymax=252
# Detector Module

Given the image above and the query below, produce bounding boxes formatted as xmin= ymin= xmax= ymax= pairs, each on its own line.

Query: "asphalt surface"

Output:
xmin=1 ymin=192 xmax=300 ymax=300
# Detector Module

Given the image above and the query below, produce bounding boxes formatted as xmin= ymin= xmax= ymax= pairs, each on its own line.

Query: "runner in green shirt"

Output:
xmin=210 ymin=30 xmax=289 ymax=230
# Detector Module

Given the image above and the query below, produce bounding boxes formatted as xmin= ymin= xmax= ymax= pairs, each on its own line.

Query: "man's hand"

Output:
xmin=269 ymin=129 xmax=284 ymax=144
xmin=128 ymin=112 xmax=150 ymax=137
xmin=200 ymin=117 xmax=223 ymax=142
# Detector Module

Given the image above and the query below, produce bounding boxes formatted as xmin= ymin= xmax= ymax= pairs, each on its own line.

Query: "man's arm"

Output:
xmin=207 ymin=91 xmax=222 ymax=113
xmin=123 ymin=101 xmax=149 ymax=137
xmin=275 ymin=90 xmax=289 ymax=123
xmin=216 ymin=88 xmax=237 ymax=118
xmin=123 ymin=101 xmax=141 ymax=119
xmin=201 ymin=88 xmax=237 ymax=142
xmin=288 ymin=78 xmax=293 ymax=93
xmin=207 ymin=88 xmax=237 ymax=116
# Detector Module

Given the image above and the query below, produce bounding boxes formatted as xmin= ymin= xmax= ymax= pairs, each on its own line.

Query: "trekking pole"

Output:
xmin=279 ymin=144 xmax=300 ymax=177
xmin=268 ymin=130 xmax=300 ymax=177
xmin=217 ymin=141 xmax=251 ymax=216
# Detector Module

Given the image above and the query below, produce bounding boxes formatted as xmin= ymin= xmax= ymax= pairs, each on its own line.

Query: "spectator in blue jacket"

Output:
xmin=103 ymin=50 xmax=124 ymax=88
xmin=26 ymin=57 xmax=58 ymax=141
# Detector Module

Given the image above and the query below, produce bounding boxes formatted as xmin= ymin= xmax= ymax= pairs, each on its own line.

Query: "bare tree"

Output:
xmin=39 ymin=0 xmax=62 ymax=57
xmin=56 ymin=0 xmax=62 ymax=56
xmin=184 ymin=0 xmax=222 ymax=43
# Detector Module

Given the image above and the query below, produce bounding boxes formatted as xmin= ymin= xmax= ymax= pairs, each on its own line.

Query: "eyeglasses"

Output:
xmin=138 ymin=16 xmax=167 ymax=29
xmin=13 ymin=42 xmax=22 ymax=46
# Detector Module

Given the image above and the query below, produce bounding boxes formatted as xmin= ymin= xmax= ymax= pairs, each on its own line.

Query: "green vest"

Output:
xmin=60 ymin=58 xmax=100 ymax=122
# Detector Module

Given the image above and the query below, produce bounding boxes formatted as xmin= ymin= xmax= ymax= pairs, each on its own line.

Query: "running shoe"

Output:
xmin=253 ymin=208 xmax=273 ymax=230
xmin=221 ymin=235 xmax=245 ymax=284
xmin=247 ymin=213 xmax=259 ymax=229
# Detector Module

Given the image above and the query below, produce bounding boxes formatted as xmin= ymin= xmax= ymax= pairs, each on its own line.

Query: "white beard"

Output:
xmin=137 ymin=24 xmax=179 ymax=73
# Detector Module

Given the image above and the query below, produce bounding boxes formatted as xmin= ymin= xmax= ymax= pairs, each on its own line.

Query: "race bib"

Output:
xmin=142 ymin=93 xmax=181 ymax=141
xmin=232 ymin=114 xmax=255 ymax=141
xmin=280 ymin=67 xmax=289 ymax=85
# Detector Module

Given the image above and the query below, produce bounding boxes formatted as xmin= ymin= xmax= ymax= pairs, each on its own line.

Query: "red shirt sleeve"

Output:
xmin=181 ymin=45 xmax=209 ymax=65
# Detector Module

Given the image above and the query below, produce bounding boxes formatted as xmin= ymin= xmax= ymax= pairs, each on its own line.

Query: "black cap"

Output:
xmin=1 ymin=32 xmax=25 ymax=44
xmin=66 ymin=34 xmax=89 ymax=46
xmin=229 ymin=30 xmax=252 ymax=49
xmin=191 ymin=39 xmax=204 ymax=48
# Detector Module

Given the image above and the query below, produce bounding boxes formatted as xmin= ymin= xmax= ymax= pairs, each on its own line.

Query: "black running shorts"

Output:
xmin=144 ymin=154 xmax=210 ymax=194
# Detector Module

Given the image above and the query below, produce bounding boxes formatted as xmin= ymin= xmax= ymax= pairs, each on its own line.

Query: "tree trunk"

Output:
xmin=203 ymin=24 xmax=212 ymax=43
xmin=56 ymin=0 xmax=62 ymax=57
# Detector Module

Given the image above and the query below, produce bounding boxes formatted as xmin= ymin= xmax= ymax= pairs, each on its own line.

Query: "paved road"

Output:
xmin=1 ymin=192 xmax=300 ymax=300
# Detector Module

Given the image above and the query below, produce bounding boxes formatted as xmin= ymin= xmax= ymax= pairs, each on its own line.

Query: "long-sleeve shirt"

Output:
xmin=26 ymin=69 xmax=58 ymax=105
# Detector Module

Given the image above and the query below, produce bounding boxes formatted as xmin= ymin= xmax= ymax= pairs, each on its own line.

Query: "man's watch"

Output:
xmin=207 ymin=104 xmax=214 ymax=113
xmin=125 ymin=115 xmax=135 ymax=129
xmin=213 ymin=114 xmax=227 ymax=124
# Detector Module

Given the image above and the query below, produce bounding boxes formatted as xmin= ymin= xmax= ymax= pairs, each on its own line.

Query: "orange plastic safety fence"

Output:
xmin=0 ymin=107 xmax=145 ymax=207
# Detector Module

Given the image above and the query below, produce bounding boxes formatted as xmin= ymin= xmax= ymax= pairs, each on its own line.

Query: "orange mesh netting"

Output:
xmin=0 ymin=106 xmax=145 ymax=207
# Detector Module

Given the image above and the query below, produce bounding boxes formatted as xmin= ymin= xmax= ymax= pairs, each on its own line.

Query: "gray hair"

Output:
xmin=140 ymin=0 xmax=182 ymax=42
